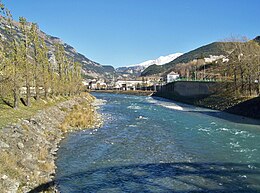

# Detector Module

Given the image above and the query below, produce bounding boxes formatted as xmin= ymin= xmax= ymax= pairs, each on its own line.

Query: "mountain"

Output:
xmin=141 ymin=42 xmax=230 ymax=76
xmin=61 ymin=42 xmax=115 ymax=79
xmin=128 ymin=53 xmax=183 ymax=68
xmin=142 ymin=37 xmax=260 ymax=77
xmin=254 ymin=36 xmax=260 ymax=44
xmin=0 ymin=17 xmax=114 ymax=80
xmin=116 ymin=53 xmax=183 ymax=77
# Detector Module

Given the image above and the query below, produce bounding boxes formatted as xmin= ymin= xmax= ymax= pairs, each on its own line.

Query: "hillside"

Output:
xmin=0 ymin=17 xmax=114 ymax=79
xmin=141 ymin=42 xmax=232 ymax=76
xmin=255 ymin=36 xmax=260 ymax=44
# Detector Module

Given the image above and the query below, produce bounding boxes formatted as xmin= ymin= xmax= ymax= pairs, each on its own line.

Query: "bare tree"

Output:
xmin=220 ymin=36 xmax=260 ymax=96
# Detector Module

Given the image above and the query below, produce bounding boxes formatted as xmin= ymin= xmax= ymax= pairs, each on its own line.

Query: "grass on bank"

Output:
xmin=0 ymin=148 xmax=55 ymax=192
xmin=194 ymin=84 xmax=253 ymax=111
xmin=0 ymin=96 xmax=70 ymax=129
xmin=196 ymin=93 xmax=251 ymax=111
xmin=0 ymin=151 xmax=22 ymax=178
xmin=0 ymin=92 xmax=96 ymax=192
xmin=59 ymin=99 xmax=95 ymax=132
xmin=0 ymin=96 xmax=71 ymax=192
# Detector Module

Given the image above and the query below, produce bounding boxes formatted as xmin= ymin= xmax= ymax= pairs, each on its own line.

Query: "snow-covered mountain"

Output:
xmin=127 ymin=53 xmax=183 ymax=68
xmin=116 ymin=53 xmax=183 ymax=77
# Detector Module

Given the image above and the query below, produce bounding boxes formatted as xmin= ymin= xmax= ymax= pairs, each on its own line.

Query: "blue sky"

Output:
xmin=4 ymin=0 xmax=260 ymax=67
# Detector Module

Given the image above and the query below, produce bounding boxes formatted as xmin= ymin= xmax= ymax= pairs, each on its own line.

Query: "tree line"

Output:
xmin=220 ymin=37 xmax=260 ymax=96
xmin=172 ymin=38 xmax=260 ymax=97
xmin=0 ymin=3 xmax=83 ymax=109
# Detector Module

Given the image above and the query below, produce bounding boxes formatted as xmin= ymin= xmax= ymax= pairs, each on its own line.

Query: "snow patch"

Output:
xmin=127 ymin=53 xmax=183 ymax=68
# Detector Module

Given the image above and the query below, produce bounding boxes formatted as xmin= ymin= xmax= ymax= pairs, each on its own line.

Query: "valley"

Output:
xmin=0 ymin=1 xmax=260 ymax=192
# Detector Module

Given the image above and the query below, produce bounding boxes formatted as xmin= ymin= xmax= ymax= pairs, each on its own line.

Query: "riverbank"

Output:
xmin=153 ymin=81 xmax=260 ymax=119
xmin=91 ymin=87 xmax=260 ymax=119
xmin=154 ymin=91 xmax=260 ymax=119
xmin=91 ymin=89 xmax=154 ymax=96
xmin=0 ymin=93 xmax=102 ymax=192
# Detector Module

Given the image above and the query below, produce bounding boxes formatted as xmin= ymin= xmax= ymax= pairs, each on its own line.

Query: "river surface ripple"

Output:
xmin=56 ymin=93 xmax=260 ymax=193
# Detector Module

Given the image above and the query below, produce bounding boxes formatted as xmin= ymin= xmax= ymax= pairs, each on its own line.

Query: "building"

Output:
xmin=89 ymin=79 xmax=107 ymax=90
xmin=115 ymin=80 xmax=143 ymax=90
xmin=166 ymin=71 xmax=180 ymax=83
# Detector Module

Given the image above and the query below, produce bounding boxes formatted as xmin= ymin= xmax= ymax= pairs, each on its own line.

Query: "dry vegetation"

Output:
xmin=0 ymin=151 xmax=22 ymax=178
xmin=195 ymin=87 xmax=251 ymax=110
xmin=0 ymin=92 xmax=98 ymax=192
xmin=59 ymin=94 xmax=96 ymax=132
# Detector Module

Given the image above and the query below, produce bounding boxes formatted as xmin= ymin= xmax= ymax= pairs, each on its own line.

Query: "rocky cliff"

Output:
xmin=0 ymin=17 xmax=115 ymax=80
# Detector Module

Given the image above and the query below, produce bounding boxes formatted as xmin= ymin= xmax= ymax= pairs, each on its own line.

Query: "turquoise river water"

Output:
xmin=56 ymin=93 xmax=260 ymax=193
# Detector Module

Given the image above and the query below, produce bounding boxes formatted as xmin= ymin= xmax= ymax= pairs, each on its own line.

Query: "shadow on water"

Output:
xmin=189 ymin=110 xmax=260 ymax=126
xmin=28 ymin=162 xmax=260 ymax=193
xmin=151 ymin=96 xmax=260 ymax=126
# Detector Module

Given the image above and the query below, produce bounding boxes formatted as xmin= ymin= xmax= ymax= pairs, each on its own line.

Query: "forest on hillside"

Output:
xmin=0 ymin=3 xmax=83 ymax=109
xmin=143 ymin=38 xmax=260 ymax=97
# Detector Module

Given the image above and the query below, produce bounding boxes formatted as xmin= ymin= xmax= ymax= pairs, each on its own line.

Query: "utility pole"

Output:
xmin=195 ymin=65 xmax=197 ymax=81
xmin=204 ymin=63 xmax=206 ymax=80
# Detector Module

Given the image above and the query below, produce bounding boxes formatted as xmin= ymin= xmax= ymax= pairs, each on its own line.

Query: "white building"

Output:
xmin=115 ymin=80 xmax=143 ymax=90
xmin=166 ymin=71 xmax=179 ymax=83
xmin=89 ymin=79 xmax=107 ymax=90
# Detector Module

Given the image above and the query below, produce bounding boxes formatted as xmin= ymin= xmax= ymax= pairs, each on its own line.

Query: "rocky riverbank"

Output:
xmin=0 ymin=93 xmax=103 ymax=193
xmin=153 ymin=81 xmax=260 ymax=119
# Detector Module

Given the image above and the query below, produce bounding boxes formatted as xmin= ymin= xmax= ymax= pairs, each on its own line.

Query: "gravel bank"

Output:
xmin=0 ymin=93 xmax=103 ymax=192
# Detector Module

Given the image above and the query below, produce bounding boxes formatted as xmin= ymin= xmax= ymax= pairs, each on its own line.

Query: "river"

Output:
xmin=56 ymin=93 xmax=260 ymax=192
